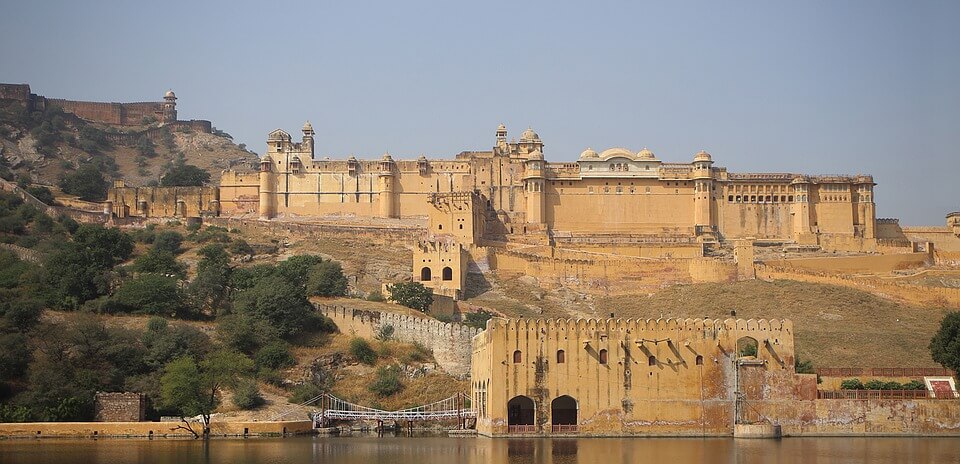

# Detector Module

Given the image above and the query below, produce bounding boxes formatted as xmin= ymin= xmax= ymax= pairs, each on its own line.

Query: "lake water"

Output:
xmin=0 ymin=435 xmax=957 ymax=464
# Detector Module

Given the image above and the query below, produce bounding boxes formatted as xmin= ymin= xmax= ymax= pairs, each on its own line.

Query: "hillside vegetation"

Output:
xmin=0 ymin=204 xmax=460 ymax=423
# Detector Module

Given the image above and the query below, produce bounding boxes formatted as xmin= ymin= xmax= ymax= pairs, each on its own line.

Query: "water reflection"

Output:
xmin=0 ymin=436 xmax=957 ymax=464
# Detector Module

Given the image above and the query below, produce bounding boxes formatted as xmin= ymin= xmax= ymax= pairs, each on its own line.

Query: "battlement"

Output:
xmin=482 ymin=316 xmax=793 ymax=339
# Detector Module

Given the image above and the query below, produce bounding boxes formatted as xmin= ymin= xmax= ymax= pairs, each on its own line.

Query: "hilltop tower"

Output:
xmin=162 ymin=90 xmax=177 ymax=123
xmin=693 ymin=150 xmax=715 ymax=241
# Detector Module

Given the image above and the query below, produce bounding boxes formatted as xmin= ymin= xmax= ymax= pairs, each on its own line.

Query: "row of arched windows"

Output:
xmin=420 ymin=267 xmax=453 ymax=281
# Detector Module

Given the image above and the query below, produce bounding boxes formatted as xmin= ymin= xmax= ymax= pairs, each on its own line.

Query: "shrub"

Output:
xmin=375 ymin=325 xmax=395 ymax=341
xmin=349 ymin=338 xmax=377 ymax=365
xmin=227 ymin=238 xmax=254 ymax=256
xmin=289 ymin=382 xmax=325 ymax=404
xmin=153 ymin=231 xmax=184 ymax=255
xmin=255 ymin=340 xmax=296 ymax=369
xmin=306 ymin=260 xmax=348 ymax=297
xmin=840 ymin=379 xmax=864 ymax=390
xmin=59 ymin=164 xmax=108 ymax=201
xmin=160 ymin=163 xmax=210 ymax=187
xmin=110 ymin=274 xmax=193 ymax=318
xmin=403 ymin=341 xmax=432 ymax=364
xmin=366 ymin=290 xmax=385 ymax=302
xmin=232 ymin=380 xmax=265 ymax=410
xmin=903 ymin=380 xmax=927 ymax=390
xmin=26 ymin=186 xmax=54 ymax=205
xmin=863 ymin=379 xmax=885 ymax=390
xmin=794 ymin=358 xmax=815 ymax=375
xmin=368 ymin=365 xmax=404 ymax=397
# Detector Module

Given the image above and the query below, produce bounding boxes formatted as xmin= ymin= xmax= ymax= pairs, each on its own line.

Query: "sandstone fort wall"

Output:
xmin=316 ymin=304 xmax=479 ymax=378
xmin=764 ymin=253 xmax=929 ymax=273
xmin=755 ymin=264 xmax=960 ymax=308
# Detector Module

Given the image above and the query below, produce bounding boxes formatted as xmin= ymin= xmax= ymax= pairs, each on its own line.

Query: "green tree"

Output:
xmin=189 ymin=244 xmax=232 ymax=314
xmin=141 ymin=317 xmax=210 ymax=370
xmin=59 ymin=164 xmax=109 ymax=201
xmin=132 ymin=249 xmax=186 ymax=277
xmin=387 ymin=282 xmax=433 ymax=313
xmin=930 ymin=312 xmax=960 ymax=381
xmin=160 ymin=351 xmax=253 ymax=437
xmin=111 ymin=274 xmax=193 ymax=318
xmin=160 ymin=163 xmax=211 ymax=187
xmin=44 ymin=225 xmax=133 ymax=308
xmin=232 ymin=274 xmax=317 ymax=339
xmin=463 ymin=310 xmax=494 ymax=330
xmin=306 ymin=260 xmax=348 ymax=297
xmin=153 ymin=231 xmax=184 ymax=255
xmin=276 ymin=255 xmax=323 ymax=287
xmin=25 ymin=186 xmax=54 ymax=205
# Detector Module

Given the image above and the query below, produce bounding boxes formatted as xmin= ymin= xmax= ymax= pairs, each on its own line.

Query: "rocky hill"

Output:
xmin=0 ymin=99 xmax=257 ymax=188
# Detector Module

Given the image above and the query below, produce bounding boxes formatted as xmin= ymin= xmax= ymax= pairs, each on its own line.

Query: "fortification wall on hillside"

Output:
xmin=764 ymin=253 xmax=929 ymax=273
xmin=755 ymin=264 xmax=960 ymax=308
xmin=484 ymin=246 xmax=736 ymax=292
xmin=316 ymin=304 xmax=479 ymax=378
xmin=204 ymin=217 xmax=425 ymax=243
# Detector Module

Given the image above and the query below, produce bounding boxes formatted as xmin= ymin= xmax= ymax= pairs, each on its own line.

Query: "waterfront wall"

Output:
xmin=0 ymin=420 xmax=314 ymax=438
xmin=316 ymin=304 xmax=479 ymax=378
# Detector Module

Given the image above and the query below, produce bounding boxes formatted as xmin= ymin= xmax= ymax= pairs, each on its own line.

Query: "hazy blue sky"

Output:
xmin=1 ymin=1 xmax=957 ymax=224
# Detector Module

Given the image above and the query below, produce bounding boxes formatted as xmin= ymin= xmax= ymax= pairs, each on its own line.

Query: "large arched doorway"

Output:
xmin=551 ymin=395 xmax=577 ymax=433
xmin=507 ymin=395 xmax=535 ymax=433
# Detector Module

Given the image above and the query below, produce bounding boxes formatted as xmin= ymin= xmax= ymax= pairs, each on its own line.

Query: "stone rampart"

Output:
xmin=204 ymin=217 xmax=425 ymax=243
xmin=755 ymin=264 xmax=960 ymax=308
xmin=0 ymin=243 xmax=42 ymax=263
xmin=316 ymin=304 xmax=479 ymax=378
xmin=486 ymin=247 xmax=735 ymax=292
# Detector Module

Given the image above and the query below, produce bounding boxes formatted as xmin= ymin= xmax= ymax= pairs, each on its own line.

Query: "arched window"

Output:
xmin=599 ymin=349 xmax=608 ymax=365
xmin=442 ymin=267 xmax=453 ymax=281
xmin=513 ymin=350 xmax=522 ymax=364
xmin=556 ymin=350 xmax=565 ymax=364
xmin=648 ymin=355 xmax=656 ymax=366
xmin=696 ymin=355 xmax=704 ymax=366
xmin=420 ymin=267 xmax=432 ymax=281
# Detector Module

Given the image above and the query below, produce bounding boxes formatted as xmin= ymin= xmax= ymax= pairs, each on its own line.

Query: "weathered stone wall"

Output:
xmin=755 ymin=264 xmax=960 ymax=308
xmin=94 ymin=392 xmax=145 ymax=422
xmin=204 ymin=217 xmax=425 ymax=243
xmin=484 ymin=246 xmax=736 ymax=293
xmin=316 ymin=304 xmax=479 ymax=378
xmin=763 ymin=252 xmax=929 ymax=273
